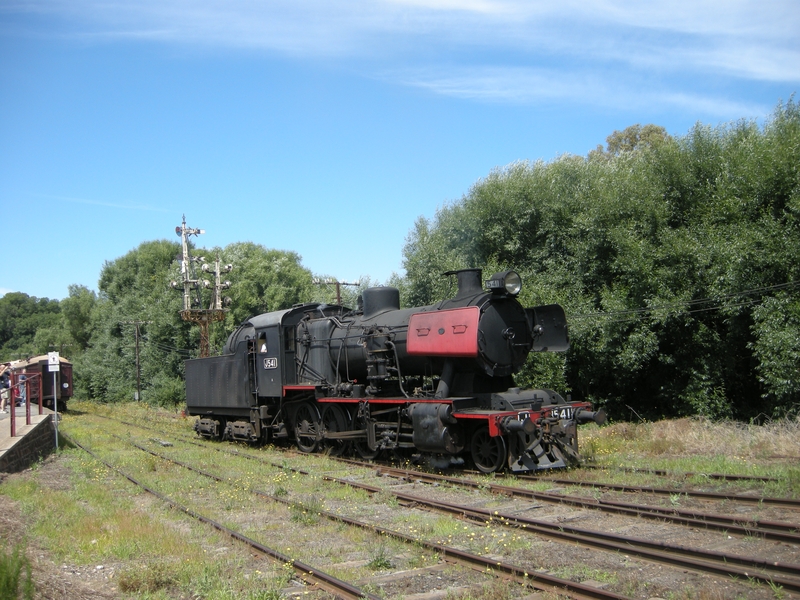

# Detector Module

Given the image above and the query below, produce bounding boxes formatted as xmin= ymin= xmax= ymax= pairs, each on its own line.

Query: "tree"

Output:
xmin=750 ymin=294 xmax=800 ymax=417
xmin=78 ymin=240 xmax=192 ymax=404
xmin=0 ymin=292 xmax=61 ymax=360
xmin=589 ymin=123 xmax=670 ymax=160
xmin=60 ymin=285 xmax=96 ymax=351
xmin=400 ymin=99 xmax=800 ymax=420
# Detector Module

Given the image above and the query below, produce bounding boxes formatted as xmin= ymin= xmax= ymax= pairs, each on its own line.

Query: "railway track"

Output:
xmin=333 ymin=459 xmax=800 ymax=544
xmin=81 ymin=411 xmax=800 ymax=597
xmin=87 ymin=414 xmax=800 ymax=595
xmin=581 ymin=464 xmax=780 ymax=483
xmin=277 ymin=456 xmax=800 ymax=593
xmin=109 ymin=417 xmax=800 ymax=543
xmin=514 ymin=474 xmax=800 ymax=508
xmin=118 ymin=435 xmax=628 ymax=600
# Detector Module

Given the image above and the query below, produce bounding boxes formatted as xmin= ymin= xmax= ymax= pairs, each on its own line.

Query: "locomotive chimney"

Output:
xmin=446 ymin=269 xmax=483 ymax=299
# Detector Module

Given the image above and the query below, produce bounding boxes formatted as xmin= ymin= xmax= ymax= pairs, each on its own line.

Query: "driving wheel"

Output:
xmin=320 ymin=404 xmax=349 ymax=456
xmin=294 ymin=402 xmax=321 ymax=453
xmin=350 ymin=407 xmax=379 ymax=460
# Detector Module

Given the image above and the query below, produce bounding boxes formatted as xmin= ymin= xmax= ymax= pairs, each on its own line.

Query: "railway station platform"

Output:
xmin=0 ymin=405 xmax=58 ymax=473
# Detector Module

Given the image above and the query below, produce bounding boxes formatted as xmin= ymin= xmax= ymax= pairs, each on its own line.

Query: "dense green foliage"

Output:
xmin=199 ymin=242 xmax=316 ymax=353
xmin=0 ymin=293 xmax=61 ymax=358
xmin=403 ymin=100 xmax=800 ymax=420
xmin=2 ymin=100 xmax=797 ymax=420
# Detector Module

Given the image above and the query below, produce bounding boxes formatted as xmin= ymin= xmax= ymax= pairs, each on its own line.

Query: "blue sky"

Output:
xmin=1 ymin=1 xmax=797 ymax=300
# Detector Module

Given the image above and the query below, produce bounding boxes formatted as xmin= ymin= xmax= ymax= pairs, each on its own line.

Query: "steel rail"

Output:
xmin=123 ymin=436 xmax=630 ymax=600
xmin=581 ymin=464 xmax=779 ymax=483
xmin=515 ymin=475 xmax=800 ymax=508
xmin=383 ymin=486 xmax=800 ymax=593
xmin=60 ymin=431 xmax=379 ymax=600
xmin=89 ymin=414 xmax=800 ymax=540
xmin=259 ymin=457 xmax=800 ymax=593
xmin=340 ymin=461 xmax=800 ymax=545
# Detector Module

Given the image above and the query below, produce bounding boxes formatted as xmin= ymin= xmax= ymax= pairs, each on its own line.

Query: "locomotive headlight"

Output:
xmin=485 ymin=270 xmax=522 ymax=296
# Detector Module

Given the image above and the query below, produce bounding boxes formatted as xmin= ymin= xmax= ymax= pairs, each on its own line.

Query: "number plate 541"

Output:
xmin=550 ymin=407 xmax=574 ymax=420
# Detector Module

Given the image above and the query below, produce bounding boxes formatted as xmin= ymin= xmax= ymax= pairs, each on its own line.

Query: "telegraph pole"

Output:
xmin=120 ymin=320 xmax=152 ymax=400
xmin=313 ymin=278 xmax=360 ymax=305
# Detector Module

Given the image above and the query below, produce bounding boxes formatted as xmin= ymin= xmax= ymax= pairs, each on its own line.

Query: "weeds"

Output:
xmin=246 ymin=591 xmax=284 ymax=600
xmin=289 ymin=496 xmax=323 ymax=525
xmin=549 ymin=563 xmax=618 ymax=585
xmin=375 ymin=489 xmax=400 ymax=508
xmin=0 ymin=544 xmax=34 ymax=600
xmin=117 ymin=560 xmax=178 ymax=593
xmin=767 ymin=579 xmax=786 ymax=599
xmin=580 ymin=416 xmax=800 ymax=493
xmin=367 ymin=543 xmax=393 ymax=570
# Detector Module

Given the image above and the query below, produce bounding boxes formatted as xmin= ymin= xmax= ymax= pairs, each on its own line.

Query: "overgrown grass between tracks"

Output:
xmin=580 ymin=417 xmax=800 ymax=497
xmin=6 ymin=400 xmax=799 ymax=599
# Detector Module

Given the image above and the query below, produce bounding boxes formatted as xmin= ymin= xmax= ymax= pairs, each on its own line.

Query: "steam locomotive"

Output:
xmin=185 ymin=268 xmax=605 ymax=472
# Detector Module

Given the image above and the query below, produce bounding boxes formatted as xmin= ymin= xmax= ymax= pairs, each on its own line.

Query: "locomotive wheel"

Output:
xmin=294 ymin=402 xmax=321 ymax=453
xmin=321 ymin=404 xmax=349 ymax=456
xmin=470 ymin=427 xmax=507 ymax=474
xmin=355 ymin=441 xmax=380 ymax=460
xmin=349 ymin=407 xmax=380 ymax=460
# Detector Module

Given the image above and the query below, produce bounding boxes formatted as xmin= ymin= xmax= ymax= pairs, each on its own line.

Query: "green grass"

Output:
xmin=366 ymin=542 xmax=393 ymax=570
xmin=0 ymin=445 xmax=291 ymax=597
xmin=549 ymin=563 xmax=618 ymax=584
xmin=289 ymin=496 xmax=324 ymax=525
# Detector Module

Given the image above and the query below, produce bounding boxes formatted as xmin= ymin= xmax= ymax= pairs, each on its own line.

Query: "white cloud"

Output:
xmin=645 ymin=91 xmax=771 ymax=120
xmin=6 ymin=0 xmax=799 ymax=99
xmin=392 ymin=66 xmax=599 ymax=103
xmin=384 ymin=0 xmax=509 ymax=13
xmin=392 ymin=64 xmax=773 ymax=118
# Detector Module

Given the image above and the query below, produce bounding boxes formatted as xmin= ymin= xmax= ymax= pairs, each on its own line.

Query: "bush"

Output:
xmin=145 ymin=372 xmax=186 ymax=407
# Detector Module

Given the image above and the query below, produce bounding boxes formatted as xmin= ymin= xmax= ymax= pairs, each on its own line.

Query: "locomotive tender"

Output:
xmin=185 ymin=268 xmax=605 ymax=472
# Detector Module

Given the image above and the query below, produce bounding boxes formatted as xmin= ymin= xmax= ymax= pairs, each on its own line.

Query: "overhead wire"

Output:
xmin=570 ymin=280 xmax=800 ymax=323
xmin=138 ymin=334 xmax=194 ymax=357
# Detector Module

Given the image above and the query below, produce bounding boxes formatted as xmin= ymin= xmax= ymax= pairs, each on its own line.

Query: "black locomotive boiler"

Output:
xmin=185 ymin=269 xmax=605 ymax=472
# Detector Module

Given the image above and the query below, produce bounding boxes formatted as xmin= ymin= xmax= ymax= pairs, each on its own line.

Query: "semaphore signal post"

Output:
xmin=170 ymin=216 xmax=232 ymax=358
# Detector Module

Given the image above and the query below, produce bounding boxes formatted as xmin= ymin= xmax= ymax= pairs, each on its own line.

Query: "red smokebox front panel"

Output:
xmin=407 ymin=306 xmax=480 ymax=357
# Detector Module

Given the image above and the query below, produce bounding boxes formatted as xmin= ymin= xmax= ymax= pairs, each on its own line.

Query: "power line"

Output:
xmin=138 ymin=335 xmax=194 ymax=357
xmin=570 ymin=280 xmax=800 ymax=323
